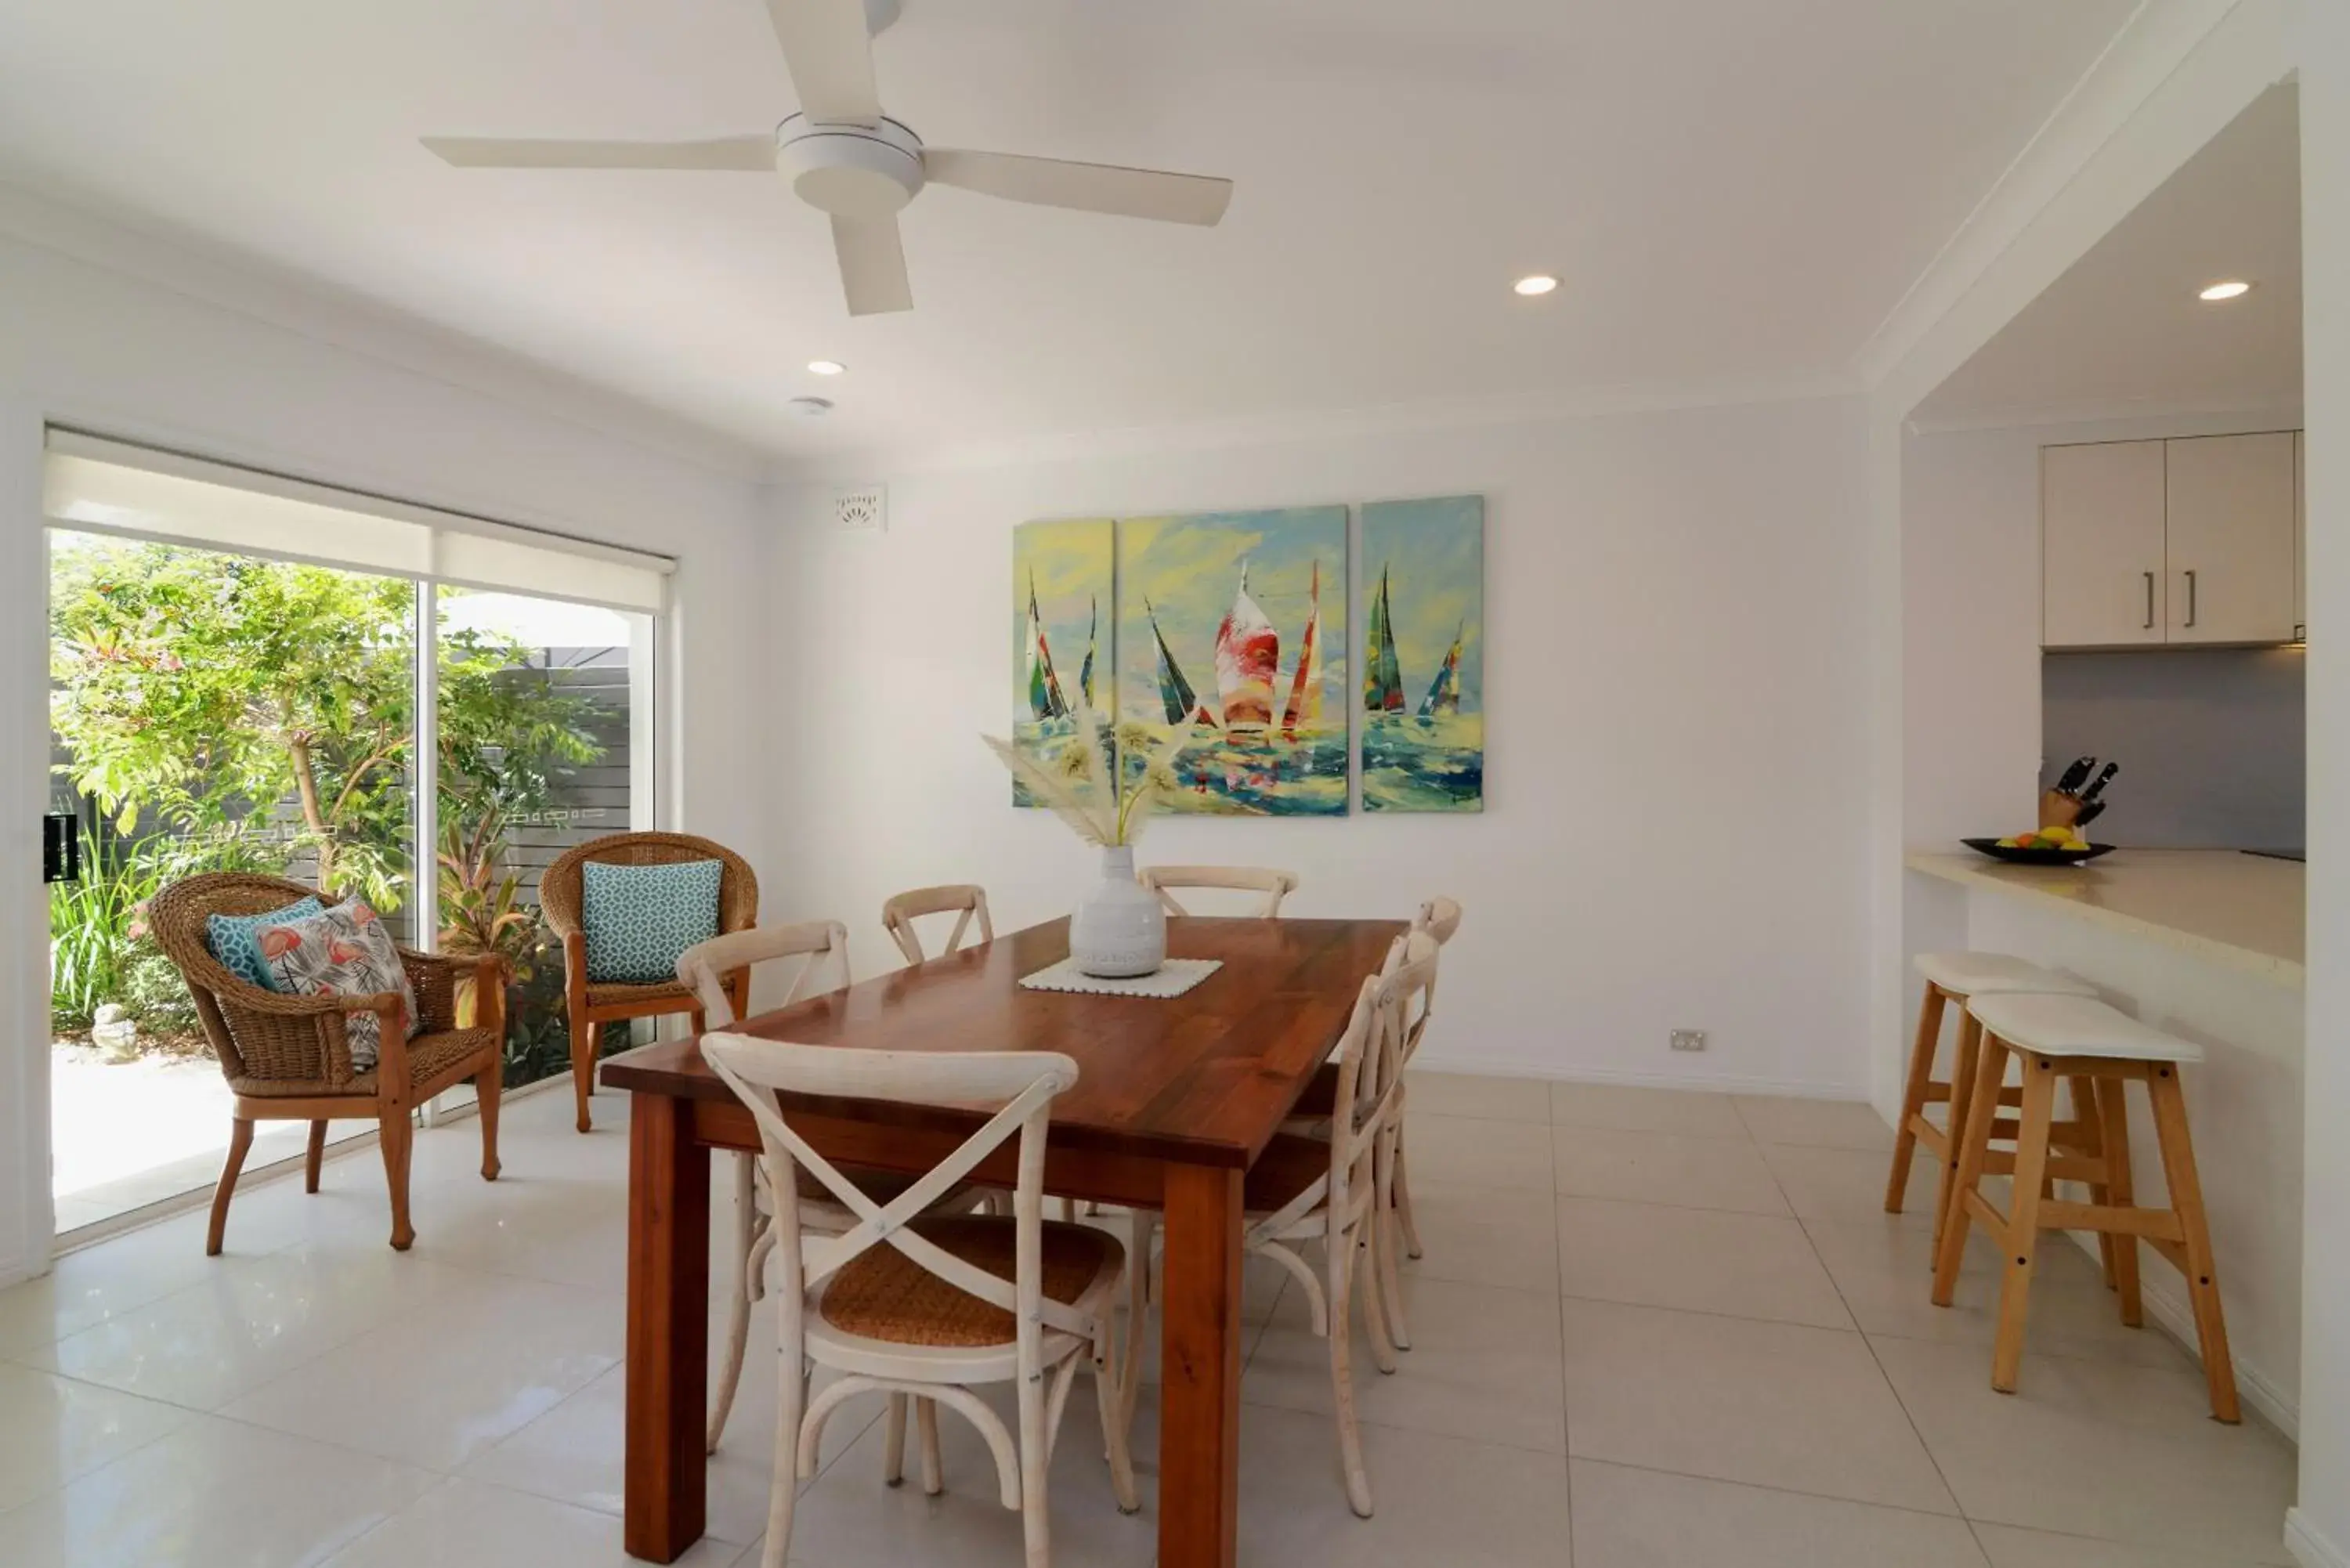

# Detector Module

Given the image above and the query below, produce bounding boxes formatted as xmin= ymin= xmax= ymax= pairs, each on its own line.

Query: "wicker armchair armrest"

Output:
xmin=211 ymin=982 xmax=407 ymax=1088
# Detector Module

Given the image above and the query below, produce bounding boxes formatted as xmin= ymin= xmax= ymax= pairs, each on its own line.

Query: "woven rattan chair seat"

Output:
xmin=226 ymin=1028 xmax=495 ymax=1099
xmin=815 ymin=1216 xmax=1117 ymax=1349
xmin=584 ymin=978 xmax=696 ymax=1010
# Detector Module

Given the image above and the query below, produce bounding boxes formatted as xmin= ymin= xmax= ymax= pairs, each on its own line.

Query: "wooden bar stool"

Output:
xmin=1933 ymin=991 xmax=2238 ymax=1422
xmin=1887 ymin=952 xmax=2099 ymax=1243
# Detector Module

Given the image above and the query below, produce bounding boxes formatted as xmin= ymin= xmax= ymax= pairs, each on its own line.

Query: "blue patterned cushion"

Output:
xmin=207 ymin=896 xmax=324 ymax=989
xmin=581 ymin=859 xmax=723 ymax=984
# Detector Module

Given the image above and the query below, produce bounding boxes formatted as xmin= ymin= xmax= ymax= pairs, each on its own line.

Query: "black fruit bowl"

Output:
xmin=1962 ymin=836 xmax=2117 ymax=866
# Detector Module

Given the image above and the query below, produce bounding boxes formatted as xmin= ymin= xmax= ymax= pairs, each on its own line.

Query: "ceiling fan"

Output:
xmin=421 ymin=0 xmax=1235 ymax=316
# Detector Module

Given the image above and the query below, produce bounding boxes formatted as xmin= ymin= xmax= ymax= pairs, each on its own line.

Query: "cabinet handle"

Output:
xmin=2144 ymin=571 xmax=2156 ymax=630
xmin=2185 ymin=569 xmax=2197 ymax=628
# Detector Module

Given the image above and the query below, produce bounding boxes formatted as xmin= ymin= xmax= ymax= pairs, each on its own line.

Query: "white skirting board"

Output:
xmin=1410 ymin=1048 xmax=1868 ymax=1102
xmin=2289 ymin=1509 xmax=2347 ymax=1568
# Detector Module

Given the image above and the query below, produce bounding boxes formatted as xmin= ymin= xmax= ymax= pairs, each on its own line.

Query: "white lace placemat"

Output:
xmin=1019 ymin=958 xmax=1223 ymax=998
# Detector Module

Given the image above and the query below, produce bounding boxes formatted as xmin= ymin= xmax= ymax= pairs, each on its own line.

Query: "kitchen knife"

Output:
xmin=2072 ymin=800 xmax=2107 ymax=829
xmin=2054 ymin=755 xmax=2096 ymax=795
xmin=2077 ymin=761 xmax=2120 ymax=806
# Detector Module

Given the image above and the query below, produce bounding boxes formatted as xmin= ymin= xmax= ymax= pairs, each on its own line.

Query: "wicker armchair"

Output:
xmin=148 ymin=872 xmax=504 ymax=1254
xmin=539 ymin=832 xmax=758 ymax=1133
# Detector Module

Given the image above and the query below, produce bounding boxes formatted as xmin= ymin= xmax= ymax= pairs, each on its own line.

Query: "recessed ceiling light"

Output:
xmin=2199 ymin=280 xmax=2253 ymax=302
xmin=1513 ymin=273 xmax=1560 ymax=297
xmin=808 ymin=359 xmax=846 ymax=375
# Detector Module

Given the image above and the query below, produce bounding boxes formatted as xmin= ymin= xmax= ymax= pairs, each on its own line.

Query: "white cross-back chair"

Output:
xmin=681 ymin=921 xmax=981 ymax=1463
xmin=1386 ymin=896 xmax=1460 ymax=1276
xmin=1234 ymin=950 xmax=1426 ymax=1517
xmin=1276 ymin=895 xmax=1462 ymax=1353
xmin=1138 ymin=864 xmax=1299 ymax=918
xmin=883 ymin=883 xmax=994 ymax=965
xmin=703 ymin=1032 xmax=1141 ymax=1568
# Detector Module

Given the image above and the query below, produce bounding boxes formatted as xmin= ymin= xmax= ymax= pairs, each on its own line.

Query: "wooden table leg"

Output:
xmin=625 ymin=1091 xmax=711 ymax=1563
xmin=1159 ymin=1162 xmax=1243 ymax=1568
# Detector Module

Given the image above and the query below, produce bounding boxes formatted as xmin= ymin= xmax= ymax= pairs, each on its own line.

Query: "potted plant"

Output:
xmin=436 ymin=809 xmax=538 ymax=1028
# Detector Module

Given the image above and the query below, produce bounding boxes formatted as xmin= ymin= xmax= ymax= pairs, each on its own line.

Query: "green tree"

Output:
xmin=50 ymin=538 xmax=601 ymax=911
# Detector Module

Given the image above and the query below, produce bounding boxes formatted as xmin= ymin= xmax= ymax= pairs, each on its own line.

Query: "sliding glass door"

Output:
xmin=432 ymin=587 xmax=656 ymax=1097
xmin=42 ymin=435 xmax=667 ymax=1238
xmin=48 ymin=532 xmax=420 ymax=1230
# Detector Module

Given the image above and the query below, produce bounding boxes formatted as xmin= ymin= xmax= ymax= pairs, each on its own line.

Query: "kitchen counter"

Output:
xmin=1904 ymin=847 xmax=2304 ymax=988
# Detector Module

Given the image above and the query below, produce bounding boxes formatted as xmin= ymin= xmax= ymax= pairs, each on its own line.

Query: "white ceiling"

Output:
xmin=1915 ymin=82 xmax=2304 ymax=427
xmin=0 ymin=0 xmax=2142 ymax=468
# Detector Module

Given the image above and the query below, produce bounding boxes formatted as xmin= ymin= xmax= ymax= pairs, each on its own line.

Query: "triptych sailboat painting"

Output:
xmin=1117 ymin=507 xmax=1350 ymax=816
xmin=1014 ymin=498 xmax=1480 ymax=817
xmin=1010 ymin=518 xmax=1115 ymax=811
xmin=1361 ymin=496 xmax=1484 ymax=811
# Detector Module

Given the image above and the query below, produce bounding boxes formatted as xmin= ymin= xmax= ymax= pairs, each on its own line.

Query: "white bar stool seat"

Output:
xmin=1912 ymin=951 xmax=2098 ymax=1000
xmin=1887 ymin=952 xmax=2099 ymax=1238
xmin=1965 ymin=992 xmax=2203 ymax=1063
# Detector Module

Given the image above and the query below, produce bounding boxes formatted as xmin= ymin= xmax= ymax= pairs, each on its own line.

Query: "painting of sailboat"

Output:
xmin=1011 ymin=518 xmax=1115 ymax=810
xmin=1361 ymin=496 xmax=1484 ymax=812
xmin=1117 ymin=507 xmax=1348 ymax=816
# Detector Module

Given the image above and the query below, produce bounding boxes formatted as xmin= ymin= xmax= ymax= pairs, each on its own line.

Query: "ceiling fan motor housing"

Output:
xmin=776 ymin=114 xmax=924 ymax=217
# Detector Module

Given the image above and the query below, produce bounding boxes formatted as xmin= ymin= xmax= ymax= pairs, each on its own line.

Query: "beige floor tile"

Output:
xmin=1394 ymin=1180 xmax=1560 ymax=1295
xmin=1733 ymin=1094 xmax=1897 ymax=1151
xmin=1550 ymin=1082 xmax=1750 ymax=1139
xmin=1763 ymin=1140 xmax=1936 ymax=1226
xmin=1553 ymin=1125 xmax=1791 ymax=1216
xmin=1556 ymin=1198 xmax=1852 ymax=1328
xmin=465 ymin=1349 xmax=884 ymax=1546
xmin=1973 ymin=1521 xmax=2281 ymax=1567
xmin=1805 ymin=1216 xmax=2198 ymax=1371
xmin=1248 ymin=1274 xmax=1567 ymax=1454
xmin=1403 ymin=1070 xmax=1555 ymax=1124
xmin=0 ymin=1361 xmax=190 ymax=1515
xmin=0 ymin=1415 xmax=436 ymax=1568
xmin=1397 ymin=1114 xmax=1556 ymax=1193
xmin=319 ymin=1476 xmax=743 ymax=1567
xmin=1871 ymin=1335 xmax=2297 ymax=1564
xmin=0 ymin=1214 xmax=220 ymax=1357
xmin=1239 ymin=1402 xmax=1574 ymax=1566
xmin=222 ymin=1270 xmax=620 ymax=1471
xmin=1560 ymin=1297 xmax=1957 ymax=1515
xmin=28 ymin=1245 xmax=472 ymax=1411
xmin=1570 ymin=1458 xmax=1989 ymax=1567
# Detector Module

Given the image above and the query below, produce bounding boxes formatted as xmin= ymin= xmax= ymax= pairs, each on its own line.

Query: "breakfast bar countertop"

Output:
xmin=1905 ymin=847 xmax=2305 ymax=987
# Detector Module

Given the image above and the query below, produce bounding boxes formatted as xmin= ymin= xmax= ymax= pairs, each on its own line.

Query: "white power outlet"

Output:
xmin=1670 ymin=1029 xmax=1708 ymax=1053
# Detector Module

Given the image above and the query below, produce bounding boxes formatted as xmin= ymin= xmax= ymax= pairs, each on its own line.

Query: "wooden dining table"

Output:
xmin=600 ymin=912 xmax=1407 ymax=1568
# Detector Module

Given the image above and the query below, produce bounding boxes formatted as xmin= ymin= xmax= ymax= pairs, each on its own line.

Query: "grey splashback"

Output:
xmin=2041 ymin=648 xmax=2305 ymax=849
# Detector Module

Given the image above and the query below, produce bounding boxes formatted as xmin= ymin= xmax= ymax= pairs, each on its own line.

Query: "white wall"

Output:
xmin=0 ymin=226 xmax=773 ymax=1288
xmin=1904 ymin=408 xmax=2304 ymax=853
xmin=771 ymin=396 xmax=1875 ymax=1096
xmin=2292 ymin=0 xmax=2350 ymax=1559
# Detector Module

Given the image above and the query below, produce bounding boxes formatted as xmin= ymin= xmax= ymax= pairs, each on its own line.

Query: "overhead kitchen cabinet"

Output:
xmin=2041 ymin=432 xmax=2299 ymax=649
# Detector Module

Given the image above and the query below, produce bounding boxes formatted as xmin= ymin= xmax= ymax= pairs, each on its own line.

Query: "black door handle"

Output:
xmin=43 ymin=812 xmax=79 ymax=884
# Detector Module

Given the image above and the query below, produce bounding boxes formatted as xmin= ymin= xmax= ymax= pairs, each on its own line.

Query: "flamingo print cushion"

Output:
xmin=254 ymin=901 xmax=418 ymax=1072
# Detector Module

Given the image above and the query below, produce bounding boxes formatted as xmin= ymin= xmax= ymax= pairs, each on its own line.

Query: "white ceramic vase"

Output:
xmin=1068 ymin=845 xmax=1166 ymax=977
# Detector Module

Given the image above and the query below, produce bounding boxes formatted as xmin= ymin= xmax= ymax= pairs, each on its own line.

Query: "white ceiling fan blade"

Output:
xmin=924 ymin=149 xmax=1233 ymax=226
xmin=832 ymin=214 xmax=912 ymax=316
xmin=765 ymin=0 xmax=883 ymax=124
xmin=421 ymin=135 xmax=776 ymax=172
